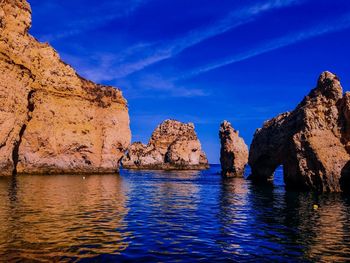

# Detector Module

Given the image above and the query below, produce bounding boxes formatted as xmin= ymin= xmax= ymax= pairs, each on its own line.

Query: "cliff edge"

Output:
xmin=0 ymin=0 xmax=131 ymax=175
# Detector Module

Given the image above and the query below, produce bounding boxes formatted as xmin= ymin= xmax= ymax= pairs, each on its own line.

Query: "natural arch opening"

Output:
xmin=248 ymin=154 xmax=282 ymax=184
xmin=273 ymin=165 xmax=285 ymax=187
xmin=340 ymin=161 xmax=350 ymax=192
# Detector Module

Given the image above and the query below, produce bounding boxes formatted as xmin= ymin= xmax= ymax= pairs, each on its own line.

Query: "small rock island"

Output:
xmin=219 ymin=121 xmax=248 ymax=177
xmin=122 ymin=120 xmax=209 ymax=170
xmin=249 ymin=71 xmax=350 ymax=192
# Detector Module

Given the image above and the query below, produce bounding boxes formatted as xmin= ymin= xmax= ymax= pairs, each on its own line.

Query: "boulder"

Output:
xmin=219 ymin=121 xmax=248 ymax=177
xmin=0 ymin=0 xmax=131 ymax=175
xmin=122 ymin=120 xmax=209 ymax=170
xmin=249 ymin=71 xmax=350 ymax=192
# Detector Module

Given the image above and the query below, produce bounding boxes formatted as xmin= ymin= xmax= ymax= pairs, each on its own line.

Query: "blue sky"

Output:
xmin=29 ymin=0 xmax=350 ymax=163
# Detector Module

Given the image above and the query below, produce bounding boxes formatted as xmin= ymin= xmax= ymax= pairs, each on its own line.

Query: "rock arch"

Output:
xmin=248 ymin=72 xmax=350 ymax=192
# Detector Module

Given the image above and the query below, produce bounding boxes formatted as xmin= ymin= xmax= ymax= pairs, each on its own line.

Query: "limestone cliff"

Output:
xmin=249 ymin=72 xmax=350 ymax=192
xmin=219 ymin=121 xmax=248 ymax=177
xmin=122 ymin=120 xmax=209 ymax=170
xmin=0 ymin=0 xmax=131 ymax=175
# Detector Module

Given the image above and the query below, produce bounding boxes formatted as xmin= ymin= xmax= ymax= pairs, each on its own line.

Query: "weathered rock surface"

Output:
xmin=0 ymin=0 xmax=131 ymax=175
xmin=219 ymin=121 xmax=248 ymax=177
xmin=122 ymin=120 xmax=209 ymax=170
xmin=249 ymin=71 xmax=350 ymax=192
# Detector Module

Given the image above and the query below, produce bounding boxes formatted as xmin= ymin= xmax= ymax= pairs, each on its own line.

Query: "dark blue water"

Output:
xmin=0 ymin=165 xmax=350 ymax=262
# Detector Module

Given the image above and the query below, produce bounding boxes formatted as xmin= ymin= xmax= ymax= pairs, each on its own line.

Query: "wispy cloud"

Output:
xmin=118 ymin=74 xmax=210 ymax=99
xmin=37 ymin=0 xmax=146 ymax=42
xmin=179 ymin=13 xmax=350 ymax=79
xmin=121 ymin=12 xmax=350 ymax=99
xmin=62 ymin=3 xmax=350 ymax=100
xmin=79 ymin=0 xmax=302 ymax=81
xmin=138 ymin=75 xmax=210 ymax=97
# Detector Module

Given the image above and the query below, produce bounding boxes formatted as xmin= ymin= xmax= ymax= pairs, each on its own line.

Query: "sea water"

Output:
xmin=0 ymin=165 xmax=350 ymax=262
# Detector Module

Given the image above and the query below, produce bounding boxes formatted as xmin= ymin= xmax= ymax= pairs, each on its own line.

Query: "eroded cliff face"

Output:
xmin=122 ymin=120 xmax=209 ymax=170
xmin=249 ymin=71 xmax=350 ymax=192
xmin=0 ymin=0 xmax=131 ymax=175
xmin=219 ymin=121 xmax=248 ymax=177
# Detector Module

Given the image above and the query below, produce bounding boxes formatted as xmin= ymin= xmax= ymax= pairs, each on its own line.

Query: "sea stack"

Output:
xmin=219 ymin=121 xmax=248 ymax=177
xmin=0 ymin=0 xmax=131 ymax=175
xmin=122 ymin=120 xmax=209 ymax=170
xmin=249 ymin=71 xmax=350 ymax=192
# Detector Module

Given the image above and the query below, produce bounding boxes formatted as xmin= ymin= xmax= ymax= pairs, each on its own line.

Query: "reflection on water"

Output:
xmin=0 ymin=165 xmax=350 ymax=262
xmin=0 ymin=175 xmax=130 ymax=262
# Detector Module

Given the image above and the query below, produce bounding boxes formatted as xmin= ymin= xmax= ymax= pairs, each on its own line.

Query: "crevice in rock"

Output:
xmin=0 ymin=127 xmax=15 ymax=151
xmin=0 ymin=52 xmax=36 ymax=81
xmin=12 ymin=90 xmax=35 ymax=175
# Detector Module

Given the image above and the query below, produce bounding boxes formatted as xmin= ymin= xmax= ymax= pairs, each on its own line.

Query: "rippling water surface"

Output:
xmin=1 ymin=165 xmax=350 ymax=262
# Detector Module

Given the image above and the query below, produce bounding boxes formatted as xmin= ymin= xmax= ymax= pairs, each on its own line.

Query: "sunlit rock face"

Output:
xmin=0 ymin=0 xmax=131 ymax=175
xmin=249 ymin=71 xmax=350 ymax=192
xmin=122 ymin=120 xmax=209 ymax=170
xmin=219 ymin=121 xmax=248 ymax=177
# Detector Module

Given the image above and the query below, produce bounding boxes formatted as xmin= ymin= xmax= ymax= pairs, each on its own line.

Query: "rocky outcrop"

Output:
xmin=0 ymin=0 xmax=131 ymax=175
xmin=249 ymin=71 xmax=350 ymax=192
xmin=219 ymin=121 xmax=248 ymax=177
xmin=122 ymin=120 xmax=209 ymax=170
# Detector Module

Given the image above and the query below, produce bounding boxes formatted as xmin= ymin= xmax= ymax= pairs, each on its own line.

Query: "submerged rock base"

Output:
xmin=249 ymin=71 xmax=350 ymax=192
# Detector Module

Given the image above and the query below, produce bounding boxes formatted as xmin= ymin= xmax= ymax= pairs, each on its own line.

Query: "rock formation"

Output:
xmin=249 ymin=71 xmax=350 ymax=192
xmin=122 ymin=120 xmax=209 ymax=170
xmin=0 ymin=0 xmax=131 ymax=175
xmin=219 ymin=121 xmax=248 ymax=177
